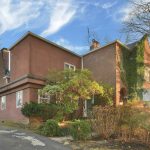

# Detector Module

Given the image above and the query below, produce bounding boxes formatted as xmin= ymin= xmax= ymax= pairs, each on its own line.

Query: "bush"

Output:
xmin=21 ymin=102 xmax=59 ymax=121
xmin=90 ymin=105 xmax=150 ymax=143
xmin=94 ymin=83 xmax=114 ymax=106
xmin=59 ymin=127 xmax=70 ymax=136
xmin=70 ymin=120 xmax=91 ymax=140
xmin=38 ymin=119 xmax=59 ymax=137
xmin=90 ymin=106 xmax=120 ymax=139
xmin=21 ymin=102 xmax=42 ymax=117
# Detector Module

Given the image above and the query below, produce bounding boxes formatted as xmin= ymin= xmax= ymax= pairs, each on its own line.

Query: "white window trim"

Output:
xmin=83 ymin=100 xmax=87 ymax=117
xmin=143 ymin=89 xmax=150 ymax=101
xmin=38 ymin=90 xmax=51 ymax=103
xmin=1 ymin=96 xmax=6 ymax=110
xmin=64 ymin=62 xmax=76 ymax=70
xmin=16 ymin=91 xmax=23 ymax=108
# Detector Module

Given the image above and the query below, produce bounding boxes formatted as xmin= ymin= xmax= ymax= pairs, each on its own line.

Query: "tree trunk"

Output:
xmin=75 ymin=99 xmax=84 ymax=119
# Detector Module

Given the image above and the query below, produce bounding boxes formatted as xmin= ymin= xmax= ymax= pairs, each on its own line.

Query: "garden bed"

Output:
xmin=70 ymin=140 xmax=150 ymax=150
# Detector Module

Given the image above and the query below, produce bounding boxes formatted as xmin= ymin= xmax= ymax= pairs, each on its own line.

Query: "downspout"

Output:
xmin=8 ymin=50 xmax=11 ymax=72
xmin=82 ymin=56 xmax=88 ymax=117
xmin=81 ymin=56 xmax=83 ymax=70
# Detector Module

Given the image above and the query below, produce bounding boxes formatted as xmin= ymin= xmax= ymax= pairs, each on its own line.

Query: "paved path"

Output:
xmin=0 ymin=126 xmax=71 ymax=150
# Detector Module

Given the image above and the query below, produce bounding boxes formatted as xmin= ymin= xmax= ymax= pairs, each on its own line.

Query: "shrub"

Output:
xmin=90 ymin=105 xmax=150 ymax=143
xmin=21 ymin=102 xmax=42 ymax=117
xmin=59 ymin=127 xmax=70 ymax=136
xmin=90 ymin=106 xmax=120 ymax=139
xmin=40 ymin=103 xmax=59 ymax=121
xmin=94 ymin=83 xmax=114 ymax=106
xmin=39 ymin=119 xmax=59 ymax=136
xmin=21 ymin=102 xmax=59 ymax=121
xmin=70 ymin=120 xmax=91 ymax=140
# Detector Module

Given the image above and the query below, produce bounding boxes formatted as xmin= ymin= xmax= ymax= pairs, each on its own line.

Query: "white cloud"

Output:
xmin=101 ymin=1 xmax=117 ymax=9
xmin=55 ymin=38 xmax=89 ymax=54
xmin=118 ymin=5 xmax=133 ymax=22
xmin=115 ymin=0 xmax=150 ymax=22
xmin=0 ymin=0 xmax=42 ymax=34
xmin=41 ymin=0 xmax=77 ymax=37
xmin=0 ymin=0 xmax=79 ymax=36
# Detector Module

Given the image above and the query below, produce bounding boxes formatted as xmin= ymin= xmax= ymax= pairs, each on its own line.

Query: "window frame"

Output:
xmin=64 ymin=62 xmax=76 ymax=70
xmin=1 ymin=96 xmax=6 ymax=110
xmin=38 ymin=90 xmax=51 ymax=103
xmin=16 ymin=90 xmax=23 ymax=108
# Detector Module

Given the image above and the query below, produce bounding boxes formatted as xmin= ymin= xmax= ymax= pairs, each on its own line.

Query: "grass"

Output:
xmin=0 ymin=120 xmax=39 ymax=133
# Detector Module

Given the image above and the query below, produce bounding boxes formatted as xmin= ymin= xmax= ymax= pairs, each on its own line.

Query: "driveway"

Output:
xmin=0 ymin=126 xmax=71 ymax=150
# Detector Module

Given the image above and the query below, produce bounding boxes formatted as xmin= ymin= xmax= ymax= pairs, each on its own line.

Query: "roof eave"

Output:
xmin=8 ymin=31 xmax=81 ymax=58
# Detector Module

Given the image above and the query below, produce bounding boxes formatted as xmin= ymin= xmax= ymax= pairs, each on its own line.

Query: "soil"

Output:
xmin=70 ymin=140 xmax=150 ymax=150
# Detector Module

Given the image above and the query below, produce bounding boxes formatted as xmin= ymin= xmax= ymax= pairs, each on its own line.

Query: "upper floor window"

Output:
xmin=1 ymin=96 xmax=6 ymax=110
xmin=16 ymin=91 xmax=23 ymax=108
xmin=145 ymin=67 xmax=150 ymax=82
xmin=64 ymin=63 xmax=76 ymax=70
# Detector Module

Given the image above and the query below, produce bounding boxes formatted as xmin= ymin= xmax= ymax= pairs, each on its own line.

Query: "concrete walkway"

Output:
xmin=0 ymin=126 xmax=71 ymax=150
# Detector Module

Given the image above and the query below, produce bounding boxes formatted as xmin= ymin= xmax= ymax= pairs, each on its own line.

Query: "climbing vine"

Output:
xmin=120 ymin=35 xmax=147 ymax=100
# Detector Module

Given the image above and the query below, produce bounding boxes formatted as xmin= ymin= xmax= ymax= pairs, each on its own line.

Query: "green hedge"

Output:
xmin=38 ymin=119 xmax=59 ymax=136
xmin=21 ymin=102 xmax=59 ymax=121
xmin=70 ymin=120 xmax=91 ymax=140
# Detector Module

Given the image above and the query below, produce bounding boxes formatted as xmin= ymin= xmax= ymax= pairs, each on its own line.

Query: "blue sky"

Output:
xmin=0 ymin=0 xmax=140 ymax=54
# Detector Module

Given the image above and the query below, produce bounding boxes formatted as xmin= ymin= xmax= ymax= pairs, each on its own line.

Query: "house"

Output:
xmin=0 ymin=32 xmax=149 ymax=123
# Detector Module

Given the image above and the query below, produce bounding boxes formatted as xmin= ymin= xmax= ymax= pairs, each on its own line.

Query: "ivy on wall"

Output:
xmin=120 ymin=35 xmax=147 ymax=100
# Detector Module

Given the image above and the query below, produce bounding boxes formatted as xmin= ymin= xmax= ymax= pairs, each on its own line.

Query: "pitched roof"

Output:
xmin=9 ymin=31 xmax=81 ymax=57
xmin=126 ymin=34 xmax=149 ymax=50
xmin=126 ymin=41 xmax=138 ymax=50
xmin=7 ymin=31 xmax=145 ymax=58
xmin=82 ymin=40 xmax=130 ymax=56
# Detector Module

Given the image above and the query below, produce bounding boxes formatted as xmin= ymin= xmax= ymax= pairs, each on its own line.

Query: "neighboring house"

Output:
xmin=0 ymin=32 xmax=149 ymax=123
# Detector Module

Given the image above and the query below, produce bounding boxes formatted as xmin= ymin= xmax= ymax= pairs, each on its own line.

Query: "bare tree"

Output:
xmin=123 ymin=0 xmax=150 ymax=39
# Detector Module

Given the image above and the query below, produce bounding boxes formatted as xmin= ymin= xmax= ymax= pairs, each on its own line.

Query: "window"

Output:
xmin=145 ymin=67 xmax=150 ymax=82
xmin=64 ymin=63 xmax=76 ymax=70
xmin=143 ymin=89 xmax=150 ymax=101
xmin=38 ymin=90 xmax=51 ymax=103
xmin=16 ymin=91 xmax=23 ymax=108
xmin=1 ymin=96 xmax=6 ymax=110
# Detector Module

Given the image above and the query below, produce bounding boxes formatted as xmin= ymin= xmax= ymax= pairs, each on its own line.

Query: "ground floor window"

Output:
xmin=16 ymin=91 xmax=23 ymax=108
xmin=38 ymin=90 xmax=51 ymax=103
xmin=143 ymin=89 xmax=150 ymax=101
xmin=1 ymin=96 xmax=6 ymax=110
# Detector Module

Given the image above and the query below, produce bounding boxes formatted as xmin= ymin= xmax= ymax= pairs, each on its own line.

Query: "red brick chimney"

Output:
xmin=90 ymin=39 xmax=100 ymax=50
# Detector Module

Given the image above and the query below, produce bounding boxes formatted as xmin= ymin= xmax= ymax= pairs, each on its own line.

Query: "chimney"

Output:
xmin=1 ymin=48 xmax=10 ymax=84
xmin=90 ymin=39 xmax=100 ymax=50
